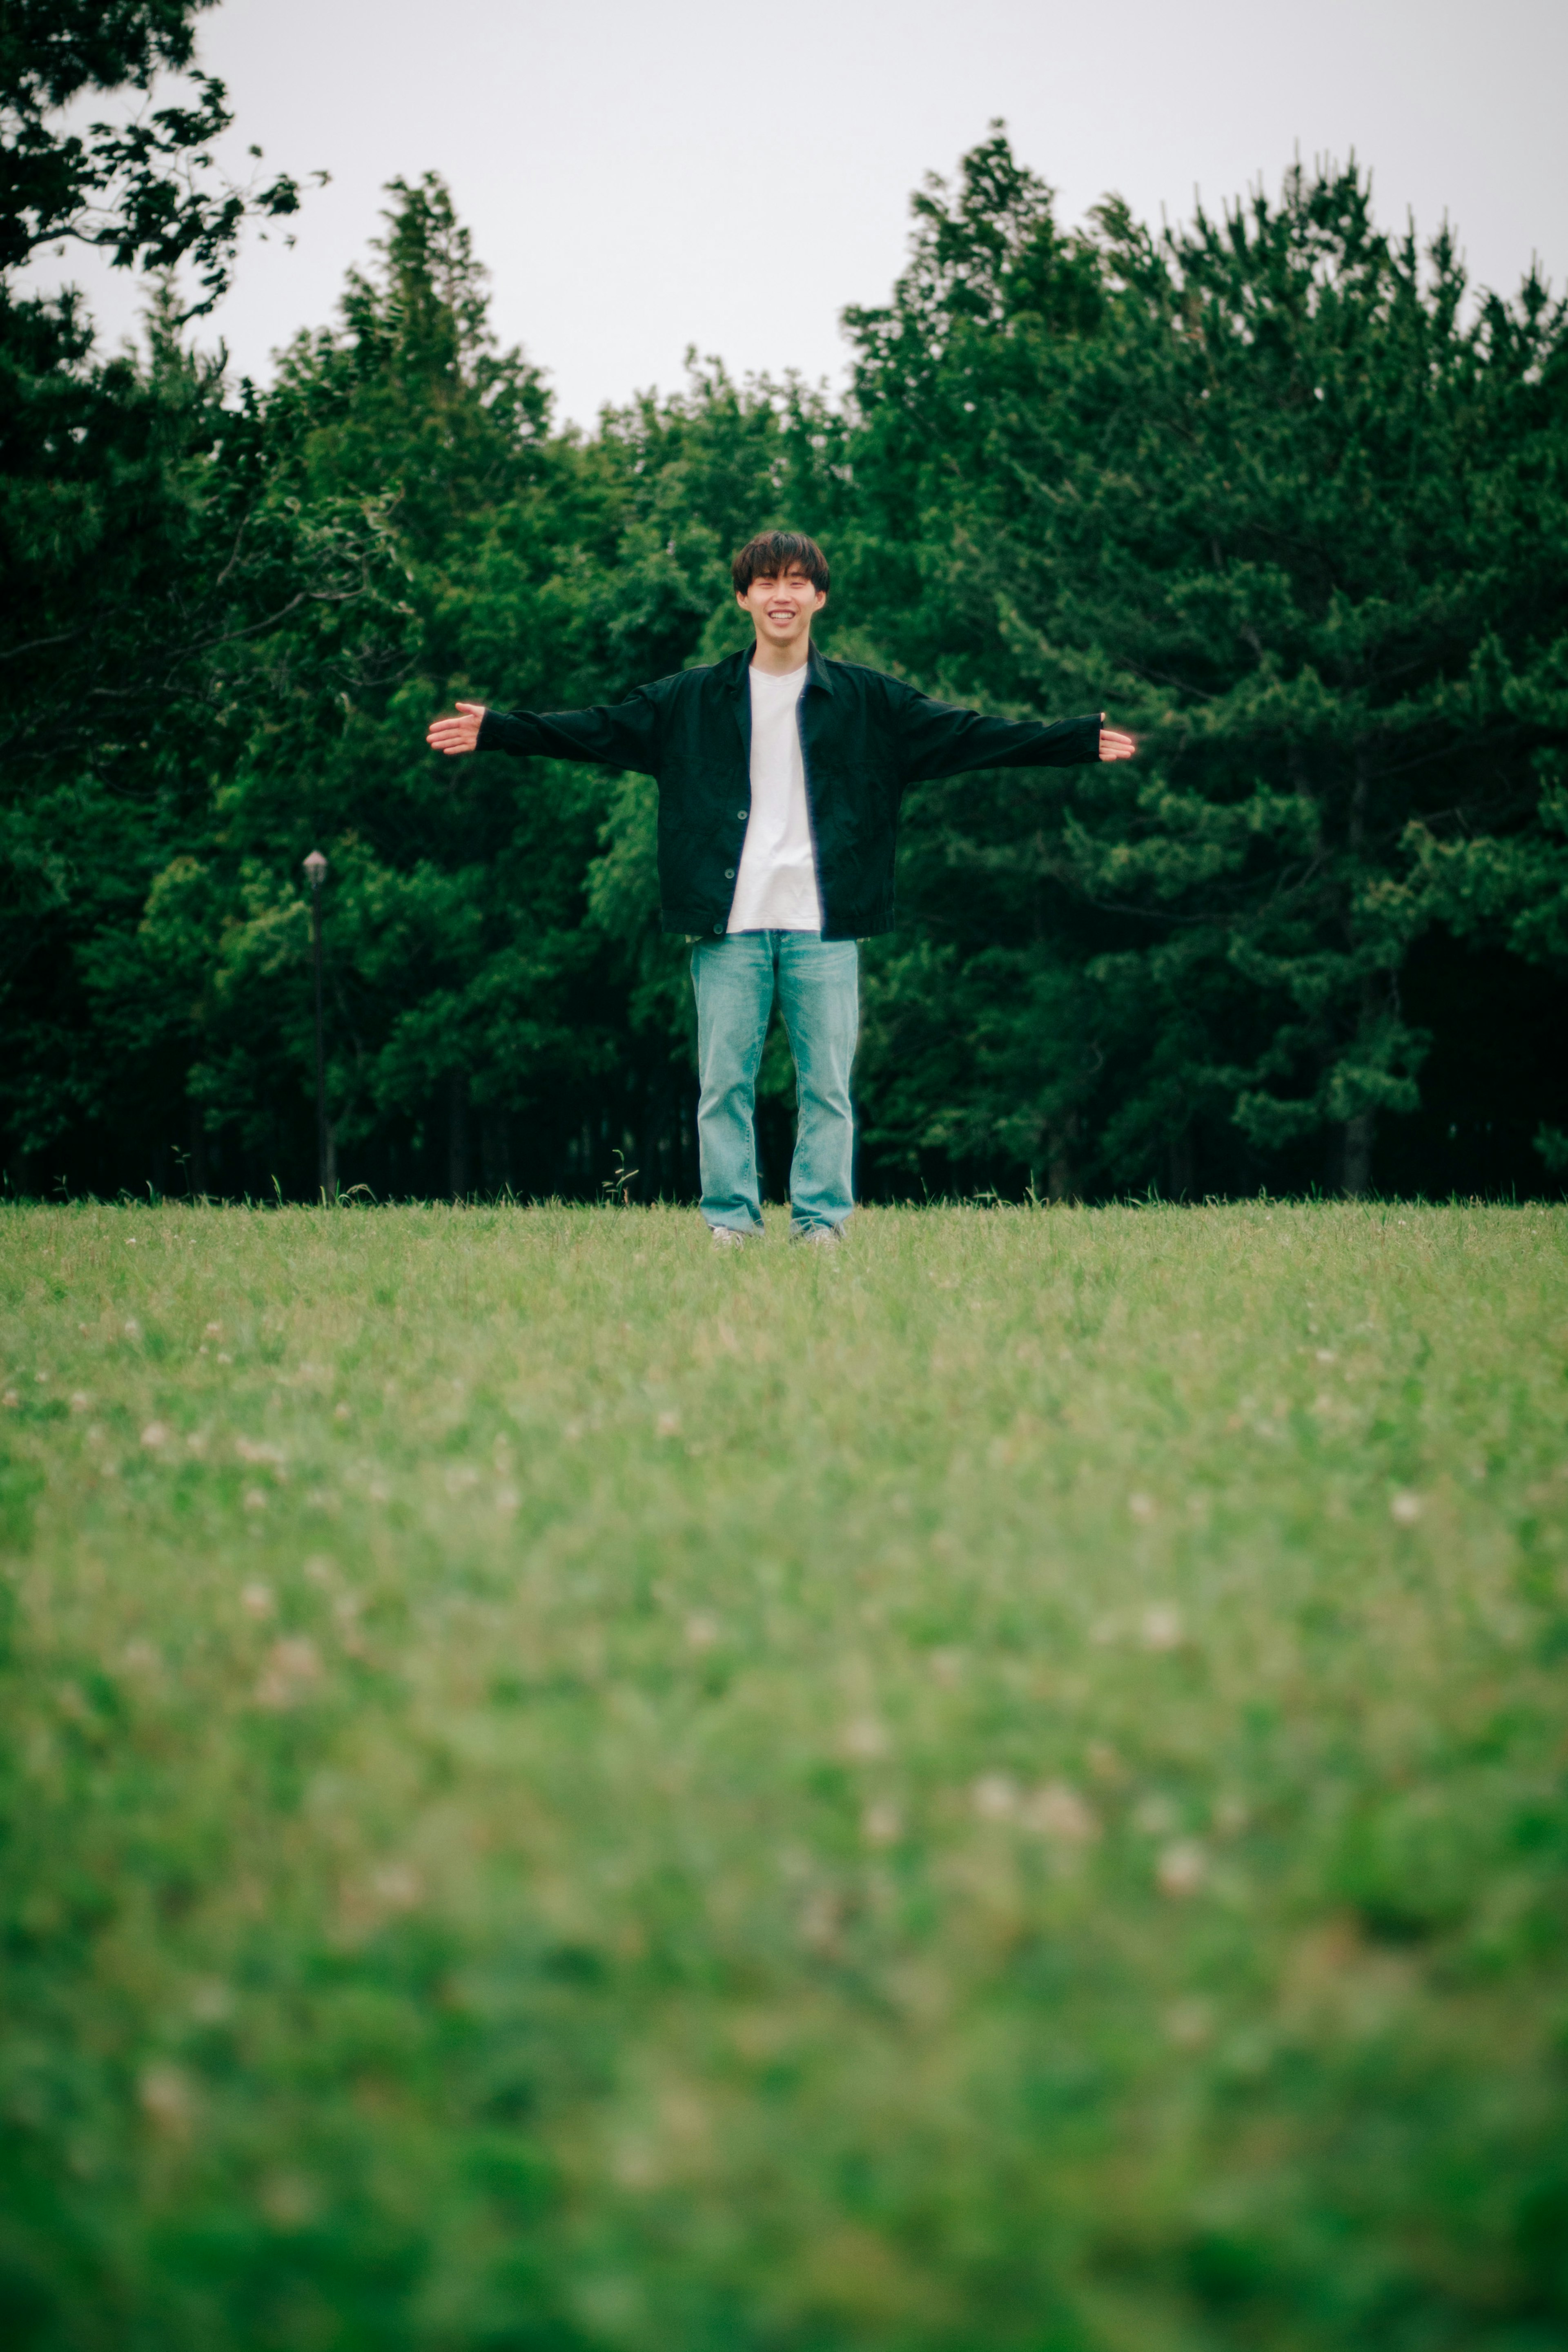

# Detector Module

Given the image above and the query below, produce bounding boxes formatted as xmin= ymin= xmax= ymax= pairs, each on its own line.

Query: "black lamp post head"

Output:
xmin=303 ymin=849 xmax=328 ymax=886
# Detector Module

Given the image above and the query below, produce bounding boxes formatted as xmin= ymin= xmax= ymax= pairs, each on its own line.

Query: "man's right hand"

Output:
xmin=426 ymin=701 xmax=487 ymax=756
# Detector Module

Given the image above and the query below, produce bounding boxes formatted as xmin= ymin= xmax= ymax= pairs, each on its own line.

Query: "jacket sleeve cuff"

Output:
xmin=1038 ymin=711 xmax=1103 ymax=766
xmin=476 ymin=707 xmax=536 ymax=756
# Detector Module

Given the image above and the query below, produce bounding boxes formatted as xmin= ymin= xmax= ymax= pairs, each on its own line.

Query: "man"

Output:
xmin=426 ymin=530 xmax=1134 ymax=1246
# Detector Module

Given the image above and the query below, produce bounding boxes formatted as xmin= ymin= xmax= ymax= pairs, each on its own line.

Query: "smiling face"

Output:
xmin=737 ymin=566 xmax=826 ymax=662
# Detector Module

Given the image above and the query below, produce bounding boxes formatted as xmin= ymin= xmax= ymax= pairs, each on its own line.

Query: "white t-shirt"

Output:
xmin=727 ymin=662 xmax=823 ymax=932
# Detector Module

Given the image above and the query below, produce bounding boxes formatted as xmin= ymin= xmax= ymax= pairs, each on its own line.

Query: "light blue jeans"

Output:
xmin=690 ymin=932 xmax=859 ymax=1234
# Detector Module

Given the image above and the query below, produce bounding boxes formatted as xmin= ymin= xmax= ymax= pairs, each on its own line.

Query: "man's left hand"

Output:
xmin=1099 ymin=725 xmax=1136 ymax=762
xmin=426 ymin=701 xmax=487 ymax=756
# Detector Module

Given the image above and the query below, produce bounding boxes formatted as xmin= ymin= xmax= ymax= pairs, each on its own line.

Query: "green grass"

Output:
xmin=2 ymin=1199 xmax=1566 ymax=2352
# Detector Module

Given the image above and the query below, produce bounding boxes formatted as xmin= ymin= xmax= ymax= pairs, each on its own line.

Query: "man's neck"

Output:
xmin=749 ymin=632 xmax=812 ymax=679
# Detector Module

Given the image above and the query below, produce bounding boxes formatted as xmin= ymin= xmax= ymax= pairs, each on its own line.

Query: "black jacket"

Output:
xmin=477 ymin=644 xmax=1102 ymax=940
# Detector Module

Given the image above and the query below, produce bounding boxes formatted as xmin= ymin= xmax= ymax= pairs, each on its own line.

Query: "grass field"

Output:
xmin=2 ymin=1199 xmax=1566 ymax=2352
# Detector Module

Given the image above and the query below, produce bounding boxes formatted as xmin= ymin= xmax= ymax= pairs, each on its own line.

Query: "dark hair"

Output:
xmin=732 ymin=531 xmax=830 ymax=596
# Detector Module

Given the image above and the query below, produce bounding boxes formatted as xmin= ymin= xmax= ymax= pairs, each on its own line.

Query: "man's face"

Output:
xmin=737 ymin=567 xmax=826 ymax=655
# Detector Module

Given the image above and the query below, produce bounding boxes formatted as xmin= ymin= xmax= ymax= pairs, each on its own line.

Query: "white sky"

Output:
xmin=33 ymin=0 xmax=1568 ymax=430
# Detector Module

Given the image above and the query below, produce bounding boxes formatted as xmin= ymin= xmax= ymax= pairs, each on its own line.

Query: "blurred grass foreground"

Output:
xmin=2 ymin=1200 xmax=1566 ymax=2352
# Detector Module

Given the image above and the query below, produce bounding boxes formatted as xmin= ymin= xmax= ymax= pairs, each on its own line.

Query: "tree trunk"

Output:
xmin=186 ymin=1098 xmax=208 ymax=1197
xmin=448 ymin=1073 xmax=470 ymax=1202
xmin=479 ymin=1113 xmax=510 ymax=1197
xmin=1168 ymin=1121 xmax=1196 ymax=1201
xmin=639 ymin=1088 xmax=661 ymax=1206
xmin=1339 ymin=745 xmax=1381 ymax=1199
xmin=1045 ymin=1114 xmax=1078 ymax=1204
xmin=1341 ymin=1109 xmax=1376 ymax=1197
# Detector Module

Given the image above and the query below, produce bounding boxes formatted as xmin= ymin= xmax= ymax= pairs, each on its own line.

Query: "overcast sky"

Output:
xmin=39 ymin=0 xmax=1568 ymax=429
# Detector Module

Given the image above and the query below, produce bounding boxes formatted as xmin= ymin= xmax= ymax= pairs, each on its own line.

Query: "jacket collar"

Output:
xmin=722 ymin=641 xmax=836 ymax=696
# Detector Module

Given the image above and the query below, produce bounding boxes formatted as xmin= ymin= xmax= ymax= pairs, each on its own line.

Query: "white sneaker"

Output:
xmin=791 ymin=1224 xmax=841 ymax=1248
xmin=709 ymin=1225 xmax=748 ymax=1249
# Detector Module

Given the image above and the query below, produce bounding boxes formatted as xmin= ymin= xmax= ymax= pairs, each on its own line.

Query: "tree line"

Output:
xmin=4 ymin=2 xmax=1566 ymax=1203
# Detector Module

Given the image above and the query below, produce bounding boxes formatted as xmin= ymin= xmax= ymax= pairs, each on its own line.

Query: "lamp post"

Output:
xmin=303 ymin=849 xmax=329 ymax=1202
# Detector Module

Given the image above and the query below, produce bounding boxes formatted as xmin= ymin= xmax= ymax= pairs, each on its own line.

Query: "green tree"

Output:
xmin=126 ymin=175 xmax=620 ymax=1199
xmin=840 ymin=134 xmax=1568 ymax=1197
xmin=0 ymin=0 xmax=314 ymax=1191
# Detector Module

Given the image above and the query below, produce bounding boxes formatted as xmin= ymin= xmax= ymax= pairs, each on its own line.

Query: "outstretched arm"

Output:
xmin=895 ymin=684 xmax=1135 ymax=783
xmin=425 ymin=688 xmax=661 ymax=773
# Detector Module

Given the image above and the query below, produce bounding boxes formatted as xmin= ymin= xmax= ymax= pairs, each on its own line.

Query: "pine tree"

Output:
xmin=840 ymin=138 xmax=1568 ymax=1197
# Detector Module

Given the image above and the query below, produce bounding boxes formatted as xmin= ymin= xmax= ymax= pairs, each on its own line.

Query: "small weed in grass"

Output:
xmin=0 ymin=1199 xmax=1566 ymax=2350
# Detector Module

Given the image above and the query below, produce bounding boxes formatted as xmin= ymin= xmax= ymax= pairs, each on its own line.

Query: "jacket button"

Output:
xmin=724 ymin=867 xmax=735 ymax=879
xmin=736 ymin=809 xmax=747 ymax=820
xmin=713 ymin=922 xmax=724 ymax=934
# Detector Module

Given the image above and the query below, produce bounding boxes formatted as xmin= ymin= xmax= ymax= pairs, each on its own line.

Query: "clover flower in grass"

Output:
xmin=254 ymin=1637 xmax=321 ymax=1708
xmin=1134 ymin=1793 xmax=1180 ymax=1837
xmin=235 ymin=1438 xmax=285 ymax=1469
xmin=971 ymin=1773 xmax=1019 ymax=1821
xmin=799 ymin=1886 xmax=845 ymax=1955
xmin=370 ymin=1862 xmax=422 ymax=1910
xmin=1140 ymin=1604 xmax=1183 ymax=1652
xmin=1390 ymin=1490 xmax=1423 ymax=1525
xmin=862 ymin=1800 xmax=902 ymax=1847
xmin=140 ymin=1422 xmax=169 ymax=1449
xmin=1020 ymin=1782 xmax=1098 ymax=1842
xmin=685 ymin=1612 xmax=719 ymax=1652
xmin=259 ymin=2173 xmax=318 ymax=2228
xmin=138 ymin=2064 xmax=196 ymax=2139
xmin=1157 ymin=1840 xmax=1209 ymax=1898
